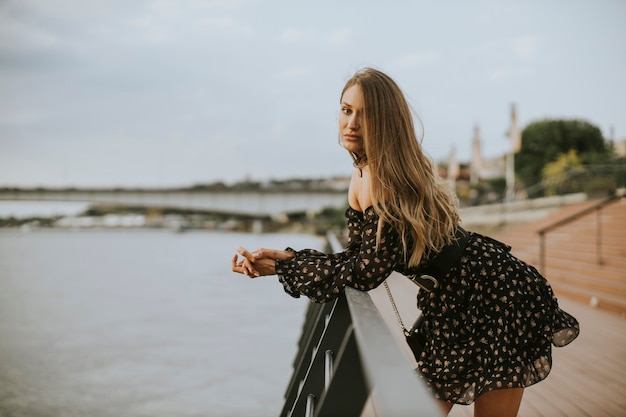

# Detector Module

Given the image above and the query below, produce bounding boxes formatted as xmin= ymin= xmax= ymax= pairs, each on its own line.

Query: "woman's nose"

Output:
xmin=347 ymin=115 xmax=359 ymax=130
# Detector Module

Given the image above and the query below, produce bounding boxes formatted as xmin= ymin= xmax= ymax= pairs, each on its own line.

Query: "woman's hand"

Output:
xmin=250 ymin=248 xmax=295 ymax=261
xmin=231 ymin=247 xmax=294 ymax=278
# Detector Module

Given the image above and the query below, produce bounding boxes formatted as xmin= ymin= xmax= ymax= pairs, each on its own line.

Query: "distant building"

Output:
xmin=614 ymin=139 xmax=626 ymax=157
xmin=468 ymin=125 xmax=506 ymax=181
xmin=447 ymin=144 xmax=460 ymax=189
xmin=470 ymin=125 xmax=483 ymax=185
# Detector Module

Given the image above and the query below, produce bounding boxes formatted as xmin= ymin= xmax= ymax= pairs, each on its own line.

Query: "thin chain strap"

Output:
xmin=383 ymin=281 xmax=409 ymax=335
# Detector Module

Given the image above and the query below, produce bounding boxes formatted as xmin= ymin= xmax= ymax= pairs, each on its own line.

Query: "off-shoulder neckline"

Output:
xmin=347 ymin=205 xmax=375 ymax=215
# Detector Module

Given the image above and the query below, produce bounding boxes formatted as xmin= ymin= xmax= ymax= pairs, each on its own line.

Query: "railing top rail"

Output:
xmin=537 ymin=191 xmax=622 ymax=236
xmin=516 ymin=163 xmax=625 ymax=199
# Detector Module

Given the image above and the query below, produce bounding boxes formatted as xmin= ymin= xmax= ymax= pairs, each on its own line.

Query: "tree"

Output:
xmin=541 ymin=149 xmax=585 ymax=196
xmin=516 ymin=119 xmax=607 ymax=190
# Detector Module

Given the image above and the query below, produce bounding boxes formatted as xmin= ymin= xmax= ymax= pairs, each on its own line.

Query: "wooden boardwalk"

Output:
xmin=449 ymin=297 xmax=626 ymax=417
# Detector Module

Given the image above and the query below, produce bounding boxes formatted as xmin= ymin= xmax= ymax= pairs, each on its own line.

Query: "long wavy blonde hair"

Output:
xmin=341 ymin=68 xmax=460 ymax=267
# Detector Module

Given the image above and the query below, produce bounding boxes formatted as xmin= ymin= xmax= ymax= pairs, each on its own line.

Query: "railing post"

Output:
xmin=324 ymin=350 xmax=333 ymax=389
xmin=304 ymin=394 xmax=315 ymax=417
xmin=596 ymin=206 xmax=603 ymax=265
xmin=536 ymin=192 xmax=619 ymax=275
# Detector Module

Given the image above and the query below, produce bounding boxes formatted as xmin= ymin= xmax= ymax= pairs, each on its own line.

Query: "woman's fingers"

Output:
xmin=231 ymin=251 xmax=278 ymax=277
xmin=237 ymin=247 xmax=256 ymax=262
xmin=233 ymin=250 xmax=259 ymax=278
xmin=243 ymin=258 xmax=258 ymax=277
xmin=235 ymin=247 xmax=259 ymax=277
xmin=231 ymin=254 xmax=240 ymax=272
xmin=233 ymin=246 xmax=285 ymax=278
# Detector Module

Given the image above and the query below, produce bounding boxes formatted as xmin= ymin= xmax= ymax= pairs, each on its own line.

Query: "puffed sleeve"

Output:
xmin=275 ymin=206 xmax=403 ymax=303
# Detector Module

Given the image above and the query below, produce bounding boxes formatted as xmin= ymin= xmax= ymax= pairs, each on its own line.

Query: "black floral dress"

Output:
xmin=275 ymin=206 xmax=580 ymax=404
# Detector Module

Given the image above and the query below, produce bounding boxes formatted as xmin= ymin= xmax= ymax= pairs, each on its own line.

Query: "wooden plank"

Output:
xmin=523 ymin=386 xmax=585 ymax=417
xmin=517 ymin=398 xmax=547 ymax=417
xmin=519 ymin=299 xmax=626 ymax=417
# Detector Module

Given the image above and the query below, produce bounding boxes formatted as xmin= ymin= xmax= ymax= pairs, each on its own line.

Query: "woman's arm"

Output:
xmin=233 ymin=169 xmax=402 ymax=303
xmin=233 ymin=167 xmax=370 ymax=279
xmin=274 ymin=206 xmax=402 ymax=302
xmin=233 ymin=207 xmax=401 ymax=302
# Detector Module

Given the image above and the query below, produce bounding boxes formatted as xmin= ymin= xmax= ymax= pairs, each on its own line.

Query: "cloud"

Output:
xmin=278 ymin=28 xmax=302 ymax=43
xmin=479 ymin=35 xmax=539 ymax=82
xmin=487 ymin=66 xmax=533 ymax=82
xmin=0 ymin=14 xmax=59 ymax=51
xmin=388 ymin=51 xmax=440 ymax=70
xmin=2 ymin=0 xmax=625 ymax=188
xmin=326 ymin=27 xmax=352 ymax=45
xmin=198 ymin=15 xmax=253 ymax=34
xmin=126 ymin=15 xmax=172 ymax=43
xmin=277 ymin=26 xmax=352 ymax=47
xmin=0 ymin=108 xmax=47 ymax=127
xmin=270 ymin=122 xmax=286 ymax=142
xmin=282 ymin=66 xmax=313 ymax=80
xmin=513 ymin=35 xmax=539 ymax=61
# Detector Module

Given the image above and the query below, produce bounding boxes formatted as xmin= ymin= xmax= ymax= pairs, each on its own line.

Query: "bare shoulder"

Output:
xmin=348 ymin=169 xmax=362 ymax=211
xmin=348 ymin=167 xmax=372 ymax=212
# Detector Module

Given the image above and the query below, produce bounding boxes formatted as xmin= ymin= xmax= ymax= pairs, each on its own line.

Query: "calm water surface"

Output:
xmin=0 ymin=229 xmax=324 ymax=417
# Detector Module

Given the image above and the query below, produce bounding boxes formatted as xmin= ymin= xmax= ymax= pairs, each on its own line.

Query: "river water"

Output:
xmin=0 ymin=228 xmax=325 ymax=417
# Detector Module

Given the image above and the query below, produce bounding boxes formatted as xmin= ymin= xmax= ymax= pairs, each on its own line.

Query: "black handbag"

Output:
xmin=405 ymin=314 xmax=426 ymax=361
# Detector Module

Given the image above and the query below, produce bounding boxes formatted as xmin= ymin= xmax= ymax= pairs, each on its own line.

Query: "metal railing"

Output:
xmin=460 ymin=163 xmax=625 ymax=208
xmin=279 ymin=233 xmax=441 ymax=417
xmin=537 ymin=191 xmax=623 ymax=274
xmin=523 ymin=164 xmax=625 ymax=199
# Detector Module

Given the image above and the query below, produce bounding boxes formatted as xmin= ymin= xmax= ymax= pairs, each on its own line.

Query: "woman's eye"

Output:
xmin=342 ymin=108 xmax=351 ymax=115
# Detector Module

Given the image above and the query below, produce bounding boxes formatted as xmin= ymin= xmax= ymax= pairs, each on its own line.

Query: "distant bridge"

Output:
xmin=0 ymin=187 xmax=349 ymax=217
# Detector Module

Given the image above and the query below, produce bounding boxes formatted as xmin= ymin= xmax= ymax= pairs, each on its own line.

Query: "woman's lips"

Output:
xmin=343 ymin=134 xmax=361 ymax=141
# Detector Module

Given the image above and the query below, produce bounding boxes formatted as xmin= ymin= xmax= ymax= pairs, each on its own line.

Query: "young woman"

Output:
xmin=232 ymin=68 xmax=579 ymax=416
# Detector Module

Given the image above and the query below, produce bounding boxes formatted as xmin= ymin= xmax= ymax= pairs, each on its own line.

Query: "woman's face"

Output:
xmin=339 ymin=84 xmax=365 ymax=156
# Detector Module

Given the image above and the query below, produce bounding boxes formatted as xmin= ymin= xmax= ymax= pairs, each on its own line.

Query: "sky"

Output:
xmin=1 ymin=0 xmax=625 ymax=188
